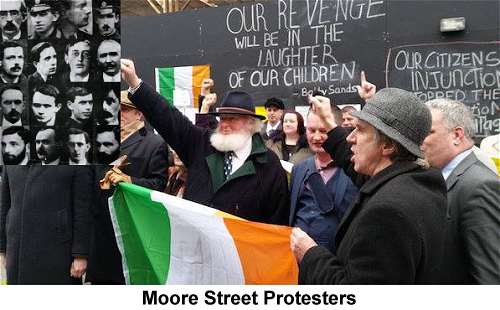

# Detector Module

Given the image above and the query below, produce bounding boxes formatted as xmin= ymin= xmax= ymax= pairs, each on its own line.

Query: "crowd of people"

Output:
xmin=122 ymin=60 xmax=498 ymax=284
xmin=0 ymin=49 xmax=498 ymax=284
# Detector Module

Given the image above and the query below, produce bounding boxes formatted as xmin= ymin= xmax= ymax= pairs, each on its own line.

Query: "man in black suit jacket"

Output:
xmin=0 ymin=165 xmax=93 ymax=284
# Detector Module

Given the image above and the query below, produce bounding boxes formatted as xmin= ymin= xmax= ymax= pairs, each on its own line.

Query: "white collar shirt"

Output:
xmin=266 ymin=121 xmax=280 ymax=136
xmin=229 ymin=137 xmax=252 ymax=175
xmin=441 ymin=148 xmax=473 ymax=180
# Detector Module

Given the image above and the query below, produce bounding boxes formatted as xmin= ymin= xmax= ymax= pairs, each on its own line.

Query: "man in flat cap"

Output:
xmin=93 ymin=0 xmax=119 ymax=41
xmin=121 ymin=59 xmax=288 ymax=225
xmin=27 ymin=0 xmax=63 ymax=43
xmin=290 ymin=72 xmax=450 ymax=283
xmin=260 ymin=97 xmax=284 ymax=140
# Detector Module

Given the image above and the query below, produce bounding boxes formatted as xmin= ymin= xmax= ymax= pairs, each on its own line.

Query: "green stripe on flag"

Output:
xmin=157 ymin=67 xmax=175 ymax=106
xmin=111 ymin=183 xmax=171 ymax=284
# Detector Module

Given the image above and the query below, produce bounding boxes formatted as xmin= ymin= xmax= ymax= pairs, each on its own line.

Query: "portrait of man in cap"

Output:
xmin=27 ymin=0 xmax=63 ymax=43
xmin=93 ymin=0 xmax=119 ymax=40
xmin=0 ymin=0 xmax=26 ymax=42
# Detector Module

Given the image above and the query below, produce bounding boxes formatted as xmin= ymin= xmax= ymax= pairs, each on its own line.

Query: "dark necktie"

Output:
xmin=223 ymin=151 xmax=233 ymax=180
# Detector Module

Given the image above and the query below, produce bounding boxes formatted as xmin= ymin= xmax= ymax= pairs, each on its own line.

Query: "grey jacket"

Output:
xmin=442 ymin=152 xmax=500 ymax=284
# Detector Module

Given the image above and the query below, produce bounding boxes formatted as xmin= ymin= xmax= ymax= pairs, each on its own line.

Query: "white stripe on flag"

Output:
xmin=155 ymin=68 xmax=160 ymax=93
xmin=151 ymin=192 xmax=245 ymax=284
xmin=173 ymin=66 xmax=193 ymax=107
xmin=108 ymin=197 xmax=131 ymax=284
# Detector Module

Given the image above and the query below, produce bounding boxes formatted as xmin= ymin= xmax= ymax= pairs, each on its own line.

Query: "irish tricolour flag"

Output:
xmin=155 ymin=65 xmax=210 ymax=108
xmin=109 ymin=183 xmax=298 ymax=284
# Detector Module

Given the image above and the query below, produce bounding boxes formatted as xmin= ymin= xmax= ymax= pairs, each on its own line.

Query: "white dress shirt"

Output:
xmin=441 ymin=148 xmax=473 ymax=180
xmin=229 ymin=137 xmax=252 ymax=175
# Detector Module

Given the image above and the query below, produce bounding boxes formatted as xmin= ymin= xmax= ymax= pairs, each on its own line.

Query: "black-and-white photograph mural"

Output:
xmin=0 ymin=0 xmax=120 ymax=165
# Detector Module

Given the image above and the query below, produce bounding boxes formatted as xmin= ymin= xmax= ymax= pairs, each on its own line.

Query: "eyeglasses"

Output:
xmin=70 ymin=50 xmax=90 ymax=59
xmin=0 ymin=10 xmax=21 ymax=18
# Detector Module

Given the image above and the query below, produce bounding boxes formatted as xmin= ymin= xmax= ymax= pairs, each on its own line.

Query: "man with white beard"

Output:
xmin=121 ymin=59 xmax=289 ymax=225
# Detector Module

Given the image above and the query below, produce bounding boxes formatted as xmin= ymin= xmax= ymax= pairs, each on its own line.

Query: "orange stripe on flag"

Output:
xmin=192 ymin=65 xmax=211 ymax=109
xmin=223 ymin=218 xmax=298 ymax=284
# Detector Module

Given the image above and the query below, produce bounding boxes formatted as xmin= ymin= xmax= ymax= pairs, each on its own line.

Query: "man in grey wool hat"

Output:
xmin=291 ymin=72 xmax=451 ymax=283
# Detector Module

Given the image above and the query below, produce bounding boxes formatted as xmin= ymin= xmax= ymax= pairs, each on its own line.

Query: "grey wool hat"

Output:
xmin=351 ymin=88 xmax=431 ymax=158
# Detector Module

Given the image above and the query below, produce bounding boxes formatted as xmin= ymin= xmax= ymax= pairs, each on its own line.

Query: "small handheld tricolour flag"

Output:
xmin=109 ymin=183 xmax=298 ymax=284
xmin=155 ymin=65 xmax=210 ymax=108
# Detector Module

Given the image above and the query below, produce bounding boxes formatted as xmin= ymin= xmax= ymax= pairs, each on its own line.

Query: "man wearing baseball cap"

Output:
xmin=121 ymin=59 xmax=288 ymax=225
xmin=291 ymin=72 xmax=450 ymax=283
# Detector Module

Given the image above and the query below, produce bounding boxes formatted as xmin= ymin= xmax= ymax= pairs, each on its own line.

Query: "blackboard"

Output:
xmin=386 ymin=42 xmax=499 ymax=138
xmin=123 ymin=0 xmax=387 ymax=106
xmin=123 ymin=0 xmax=500 ymax=138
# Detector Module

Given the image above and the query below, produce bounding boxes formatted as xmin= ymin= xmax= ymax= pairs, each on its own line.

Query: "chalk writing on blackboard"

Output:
xmin=224 ymin=0 xmax=386 ymax=98
xmin=386 ymin=42 xmax=500 ymax=138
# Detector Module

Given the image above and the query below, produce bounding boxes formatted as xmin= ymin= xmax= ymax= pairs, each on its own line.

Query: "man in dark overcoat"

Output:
xmin=121 ymin=59 xmax=289 ymax=225
xmin=291 ymin=77 xmax=450 ymax=283
xmin=0 ymin=165 xmax=93 ymax=284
